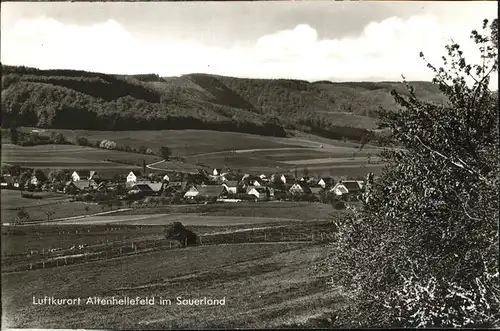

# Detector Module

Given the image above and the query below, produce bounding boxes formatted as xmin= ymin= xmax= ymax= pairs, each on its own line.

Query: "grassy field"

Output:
xmin=2 ymin=128 xmax=385 ymax=177
xmin=13 ymin=128 xmax=307 ymax=157
xmin=1 ymin=144 xmax=161 ymax=171
xmin=116 ymin=202 xmax=343 ymax=221
xmin=41 ymin=213 xmax=307 ymax=226
xmin=187 ymin=150 xmax=384 ymax=176
xmin=2 ymin=242 xmax=343 ymax=329
xmin=0 ymin=190 xmax=108 ymax=224
xmin=1 ymin=190 xmax=67 ymax=209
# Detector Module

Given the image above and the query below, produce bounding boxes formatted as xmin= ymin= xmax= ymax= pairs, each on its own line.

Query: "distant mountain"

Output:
xmin=0 ymin=64 xmax=447 ymax=143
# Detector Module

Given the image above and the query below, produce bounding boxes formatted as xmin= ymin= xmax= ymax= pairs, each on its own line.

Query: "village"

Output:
xmin=0 ymin=164 xmax=368 ymax=213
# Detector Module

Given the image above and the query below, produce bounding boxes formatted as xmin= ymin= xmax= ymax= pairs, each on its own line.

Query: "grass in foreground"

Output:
xmin=2 ymin=242 xmax=343 ymax=329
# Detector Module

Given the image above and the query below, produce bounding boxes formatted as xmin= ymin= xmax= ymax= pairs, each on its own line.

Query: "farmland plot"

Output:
xmin=1 ymin=144 xmax=161 ymax=170
xmin=43 ymin=213 xmax=305 ymax=226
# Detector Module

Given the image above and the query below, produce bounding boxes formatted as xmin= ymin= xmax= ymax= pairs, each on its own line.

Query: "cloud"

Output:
xmin=1 ymin=14 xmax=496 ymax=89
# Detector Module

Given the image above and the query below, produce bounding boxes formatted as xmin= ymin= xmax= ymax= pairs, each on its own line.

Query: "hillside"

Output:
xmin=1 ymin=65 xmax=447 ymax=143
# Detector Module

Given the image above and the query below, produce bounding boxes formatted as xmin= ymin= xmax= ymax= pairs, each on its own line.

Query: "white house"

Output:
xmin=318 ymin=177 xmax=334 ymax=189
xmin=72 ymin=171 xmax=98 ymax=182
xmin=127 ymin=171 xmax=137 ymax=183
xmin=71 ymin=171 xmax=81 ymax=182
xmin=247 ymin=186 xmax=270 ymax=201
xmin=222 ymin=181 xmax=238 ymax=195
xmin=330 ymin=181 xmax=362 ymax=196
xmin=212 ymin=168 xmax=219 ymax=176
xmin=162 ymin=174 xmax=170 ymax=182
xmin=183 ymin=186 xmax=199 ymax=198
xmin=259 ymin=174 xmax=267 ymax=180
xmin=29 ymin=176 xmax=40 ymax=186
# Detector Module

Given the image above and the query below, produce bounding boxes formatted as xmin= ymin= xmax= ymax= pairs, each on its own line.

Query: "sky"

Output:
xmin=1 ymin=1 xmax=497 ymax=85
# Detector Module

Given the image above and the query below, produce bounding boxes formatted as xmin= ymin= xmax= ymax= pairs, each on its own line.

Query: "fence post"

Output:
xmin=264 ymin=233 xmax=266 ymax=241
xmin=200 ymin=236 xmax=203 ymax=245
xmin=42 ymin=261 xmax=45 ymax=269
xmin=321 ymin=232 xmax=324 ymax=241
xmin=281 ymin=232 xmax=284 ymax=241
xmin=312 ymin=233 xmax=314 ymax=241
xmin=169 ymin=241 xmax=172 ymax=248
xmin=30 ymin=263 xmax=33 ymax=270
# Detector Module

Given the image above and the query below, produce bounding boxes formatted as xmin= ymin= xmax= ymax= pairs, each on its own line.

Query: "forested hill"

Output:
xmin=1 ymin=64 xmax=447 ymax=142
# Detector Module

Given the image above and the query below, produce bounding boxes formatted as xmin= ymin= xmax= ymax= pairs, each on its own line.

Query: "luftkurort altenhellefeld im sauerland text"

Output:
xmin=32 ymin=295 xmax=227 ymax=306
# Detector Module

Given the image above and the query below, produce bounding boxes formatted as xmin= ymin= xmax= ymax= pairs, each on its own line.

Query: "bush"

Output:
xmin=75 ymin=136 xmax=91 ymax=146
xmin=164 ymin=222 xmax=198 ymax=247
xmin=319 ymin=19 xmax=499 ymax=328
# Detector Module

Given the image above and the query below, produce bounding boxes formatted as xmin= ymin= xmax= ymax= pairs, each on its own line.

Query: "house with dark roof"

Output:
xmin=197 ymin=185 xmax=222 ymax=198
xmin=64 ymin=179 xmax=98 ymax=194
xmin=289 ymin=182 xmax=312 ymax=195
xmin=221 ymin=180 xmax=238 ymax=196
xmin=130 ymin=184 xmax=155 ymax=195
xmin=247 ymin=186 xmax=273 ymax=201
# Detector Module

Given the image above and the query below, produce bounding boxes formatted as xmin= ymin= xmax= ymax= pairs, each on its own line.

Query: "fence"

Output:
xmin=3 ymin=229 xmax=336 ymax=273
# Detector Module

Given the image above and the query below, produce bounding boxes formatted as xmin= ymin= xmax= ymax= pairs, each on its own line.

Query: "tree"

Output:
xmin=320 ymin=19 xmax=499 ymax=328
xmin=9 ymin=122 xmax=19 ymax=144
xmin=48 ymin=169 xmax=66 ymax=183
xmin=19 ymin=171 xmax=32 ymax=189
xmin=76 ymin=136 xmax=91 ymax=146
xmin=33 ymin=169 xmax=47 ymax=184
xmin=16 ymin=208 xmax=30 ymax=223
xmin=164 ymin=222 xmax=198 ymax=247
xmin=44 ymin=210 xmax=55 ymax=221
xmin=51 ymin=132 xmax=66 ymax=144
xmin=84 ymin=205 xmax=90 ymax=215
xmin=159 ymin=146 xmax=172 ymax=161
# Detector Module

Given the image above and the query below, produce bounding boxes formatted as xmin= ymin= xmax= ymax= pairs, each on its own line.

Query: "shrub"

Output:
xmin=319 ymin=19 xmax=499 ymax=328
xmin=164 ymin=222 xmax=198 ymax=247
xmin=75 ymin=136 xmax=91 ymax=146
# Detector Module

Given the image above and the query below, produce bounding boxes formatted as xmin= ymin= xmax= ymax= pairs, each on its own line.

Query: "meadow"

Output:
xmin=0 ymin=190 xmax=115 ymax=224
xmin=115 ymin=202 xmax=342 ymax=221
xmin=12 ymin=128 xmax=306 ymax=156
xmin=1 ymin=241 xmax=342 ymax=329
xmin=1 ymin=143 xmax=160 ymax=170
